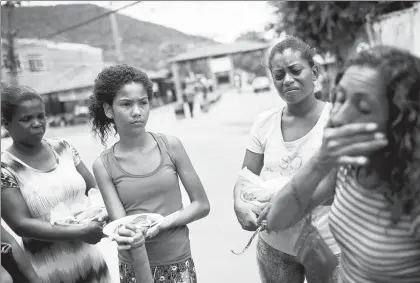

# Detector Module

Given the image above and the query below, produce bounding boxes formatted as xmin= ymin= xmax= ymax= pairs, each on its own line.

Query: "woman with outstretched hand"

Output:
xmin=260 ymin=45 xmax=420 ymax=283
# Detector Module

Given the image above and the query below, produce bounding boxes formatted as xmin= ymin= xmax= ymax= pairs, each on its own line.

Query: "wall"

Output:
xmin=367 ymin=3 xmax=420 ymax=57
xmin=1 ymin=39 xmax=104 ymax=92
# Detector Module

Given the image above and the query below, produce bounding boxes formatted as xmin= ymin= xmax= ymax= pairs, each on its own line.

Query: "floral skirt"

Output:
xmin=119 ymin=258 xmax=197 ymax=283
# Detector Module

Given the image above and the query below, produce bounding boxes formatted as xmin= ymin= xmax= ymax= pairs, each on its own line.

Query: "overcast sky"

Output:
xmin=24 ymin=1 xmax=276 ymax=43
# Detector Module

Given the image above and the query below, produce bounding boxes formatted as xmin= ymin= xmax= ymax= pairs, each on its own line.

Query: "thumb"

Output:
xmin=257 ymin=204 xmax=270 ymax=225
xmin=248 ymin=211 xmax=259 ymax=227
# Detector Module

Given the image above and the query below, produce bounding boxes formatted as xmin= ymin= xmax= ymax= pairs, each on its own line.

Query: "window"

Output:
xmin=2 ymin=53 xmax=22 ymax=73
xmin=28 ymin=54 xmax=46 ymax=72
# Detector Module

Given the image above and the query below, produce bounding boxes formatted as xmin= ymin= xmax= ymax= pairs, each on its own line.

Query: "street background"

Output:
xmin=1 ymin=89 xmax=284 ymax=283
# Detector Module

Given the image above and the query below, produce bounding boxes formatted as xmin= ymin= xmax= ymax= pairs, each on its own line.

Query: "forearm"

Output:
xmin=165 ymin=201 xmax=210 ymax=230
xmin=128 ymin=235 xmax=153 ymax=283
xmin=12 ymin=219 xmax=85 ymax=242
xmin=233 ymin=181 xmax=244 ymax=204
xmin=9 ymin=242 xmax=42 ymax=283
xmin=267 ymin=153 xmax=333 ymax=230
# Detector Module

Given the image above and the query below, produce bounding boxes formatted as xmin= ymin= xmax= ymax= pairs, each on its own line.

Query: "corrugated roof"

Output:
xmin=14 ymin=38 xmax=102 ymax=53
xmin=34 ymin=65 xmax=100 ymax=94
xmin=168 ymin=41 xmax=271 ymax=63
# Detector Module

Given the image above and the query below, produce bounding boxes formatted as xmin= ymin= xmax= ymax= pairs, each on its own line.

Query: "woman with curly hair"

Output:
xmin=89 ymin=64 xmax=210 ymax=283
xmin=260 ymin=45 xmax=420 ymax=282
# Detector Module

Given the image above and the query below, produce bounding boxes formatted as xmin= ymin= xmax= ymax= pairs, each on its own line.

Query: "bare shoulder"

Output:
xmin=163 ymin=134 xmax=183 ymax=148
xmin=92 ymin=155 xmax=106 ymax=172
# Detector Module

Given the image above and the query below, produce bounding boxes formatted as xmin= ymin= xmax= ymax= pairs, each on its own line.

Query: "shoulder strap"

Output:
xmin=99 ymin=149 xmax=114 ymax=180
xmin=151 ymin=132 xmax=176 ymax=168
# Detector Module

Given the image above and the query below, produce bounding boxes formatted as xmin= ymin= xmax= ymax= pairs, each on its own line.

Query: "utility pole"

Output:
xmin=4 ymin=1 xmax=20 ymax=86
xmin=109 ymin=1 xmax=124 ymax=64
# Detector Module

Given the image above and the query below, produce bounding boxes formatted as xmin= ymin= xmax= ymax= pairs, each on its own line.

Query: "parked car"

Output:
xmin=252 ymin=77 xmax=271 ymax=93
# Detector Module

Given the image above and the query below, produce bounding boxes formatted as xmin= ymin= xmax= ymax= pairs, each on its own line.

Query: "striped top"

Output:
xmin=329 ymin=166 xmax=420 ymax=283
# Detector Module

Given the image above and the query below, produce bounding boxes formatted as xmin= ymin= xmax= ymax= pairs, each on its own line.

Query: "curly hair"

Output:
xmin=335 ymin=45 xmax=420 ymax=222
xmin=1 ymin=85 xmax=43 ymax=122
xmin=89 ymin=64 xmax=154 ymax=145
xmin=268 ymin=35 xmax=317 ymax=70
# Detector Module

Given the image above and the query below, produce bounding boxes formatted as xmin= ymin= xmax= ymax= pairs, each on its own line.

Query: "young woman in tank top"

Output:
xmin=89 ymin=65 xmax=210 ymax=283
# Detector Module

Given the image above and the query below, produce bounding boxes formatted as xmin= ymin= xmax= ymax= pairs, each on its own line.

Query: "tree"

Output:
xmin=266 ymin=1 xmax=415 ymax=64
xmin=233 ymin=31 xmax=268 ymax=76
xmin=235 ymin=31 xmax=267 ymax=43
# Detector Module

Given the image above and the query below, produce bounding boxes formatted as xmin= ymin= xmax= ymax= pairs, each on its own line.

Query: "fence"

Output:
xmin=366 ymin=3 xmax=420 ymax=57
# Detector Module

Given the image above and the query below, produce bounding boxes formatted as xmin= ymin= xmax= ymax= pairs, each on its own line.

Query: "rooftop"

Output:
xmin=1 ymin=38 xmax=102 ymax=53
xmin=34 ymin=65 xmax=101 ymax=95
xmin=168 ymin=40 xmax=271 ymax=63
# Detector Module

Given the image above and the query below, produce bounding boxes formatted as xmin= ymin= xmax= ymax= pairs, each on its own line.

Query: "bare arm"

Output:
xmin=1 ymin=225 xmax=42 ymax=283
xmin=1 ymin=185 xmax=88 ymax=241
xmin=92 ymin=158 xmax=153 ymax=282
xmin=162 ymin=136 xmax=210 ymax=230
xmin=233 ymin=150 xmax=264 ymax=201
xmin=92 ymin=157 xmax=126 ymax=221
xmin=265 ymin=152 xmax=336 ymax=231
xmin=0 ymin=266 xmax=13 ymax=283
xmin=65 ymin=141 xmax=97 ymax=194
xmin=76 ymin=161 xmax=98 ymax=195
xmin=233 ymin=150 xmax=267 ymax=231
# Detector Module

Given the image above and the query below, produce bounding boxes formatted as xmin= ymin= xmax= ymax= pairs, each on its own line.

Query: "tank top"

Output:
xmin=100 ymin=132 xmax=191 ymax=266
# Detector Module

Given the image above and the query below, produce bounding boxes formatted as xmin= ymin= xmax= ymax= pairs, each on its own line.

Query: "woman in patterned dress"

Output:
xmin=1 ymin=86 xmax=112 ymax=283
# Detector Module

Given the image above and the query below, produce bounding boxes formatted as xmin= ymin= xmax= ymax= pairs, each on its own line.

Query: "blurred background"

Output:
xmin=1 ymin=1 xmax=419 ymax=282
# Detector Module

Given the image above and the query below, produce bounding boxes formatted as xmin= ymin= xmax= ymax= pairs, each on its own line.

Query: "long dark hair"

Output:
xmin=336 ymin=45 xmax=420 ymax=222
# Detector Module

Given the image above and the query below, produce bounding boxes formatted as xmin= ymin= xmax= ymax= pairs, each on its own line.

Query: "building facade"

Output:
xmin=1 ymin=38 xmax=104 ymax=117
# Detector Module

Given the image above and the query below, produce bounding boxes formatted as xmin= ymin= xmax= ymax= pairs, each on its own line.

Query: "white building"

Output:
xmin=1 ymin=38 xmax=104 ymax=115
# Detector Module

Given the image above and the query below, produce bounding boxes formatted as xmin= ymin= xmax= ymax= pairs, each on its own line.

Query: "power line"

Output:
xmin=43 ymin=1 xmax=142 ymax=40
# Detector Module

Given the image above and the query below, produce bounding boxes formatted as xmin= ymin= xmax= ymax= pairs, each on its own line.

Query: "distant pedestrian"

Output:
xmin=183 ymin=82 xmax=197 ymax=118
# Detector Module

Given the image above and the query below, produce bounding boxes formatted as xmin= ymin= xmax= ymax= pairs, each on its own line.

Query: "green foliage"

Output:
xmin=267 ymin=1 xmax=416 ymax=62
xmin=233 ymin=31 xmax=268 ymax=76
xmin=0 ymin=4 xmax=215 ymax=70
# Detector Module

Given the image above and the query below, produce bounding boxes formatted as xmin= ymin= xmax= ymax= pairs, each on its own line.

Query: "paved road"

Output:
xmin=1 ymin=89 xmax=285 ymax=283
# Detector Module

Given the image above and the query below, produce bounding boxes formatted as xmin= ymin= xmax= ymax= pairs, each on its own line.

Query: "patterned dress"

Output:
xmin=1 ymin=139 xmax=112 ymax=283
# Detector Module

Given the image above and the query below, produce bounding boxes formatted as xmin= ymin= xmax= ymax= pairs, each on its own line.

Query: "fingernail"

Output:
xmin=358 ymin=157 xmax=368 ymax=164
xmin=131 ymin=232 xmax=135 ymax=236
xmin=366 ymin=123 xmax=378 ymax=130
xmin=374 ymin=133 xmax=385 ymax=139
xmin=328 ymin=141 xmax=338 ymax=147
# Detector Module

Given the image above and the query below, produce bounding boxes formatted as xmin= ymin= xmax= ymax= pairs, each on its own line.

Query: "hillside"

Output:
xmin=1 ymin=4 xmax=215 ymax=70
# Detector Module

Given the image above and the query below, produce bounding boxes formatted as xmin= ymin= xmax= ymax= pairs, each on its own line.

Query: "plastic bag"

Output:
xmin=232 ymin=168 xmax=290 ymax=255
xmin=294 ymin=217 xmax=338 ymax=282
xmin=238 ymin=167 xmax=290 ymax=208
xmin=50 ymin=188 xmax=106 ymax=225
